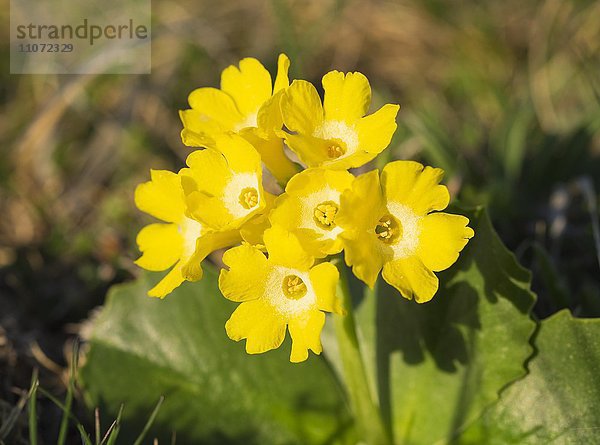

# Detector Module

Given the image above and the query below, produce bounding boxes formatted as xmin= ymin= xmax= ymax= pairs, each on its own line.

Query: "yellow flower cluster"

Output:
xmin=135 ymin=54 xmax=474 ymax=362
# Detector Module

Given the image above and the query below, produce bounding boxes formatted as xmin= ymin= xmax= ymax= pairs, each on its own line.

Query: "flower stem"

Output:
xmin=333 ymin=263 xmax=392 ymax=445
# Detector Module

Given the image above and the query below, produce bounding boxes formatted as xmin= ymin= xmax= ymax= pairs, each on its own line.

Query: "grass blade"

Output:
xmin=0 ymin=370 xmax=38 ymax=440
xmin=95 ymin=408 xmax=101 ymax=445
xmin=28 ymin=369 xmax=39 ymax=445
xmin=101 ymin=405 xmax=123 ymax=445
xmin=132 ymin=396 xmax=164 ymax=445
xmin=58 ymin=340 xmax=79 ymax=445
xmin=78 ymin=424 xmax=93 ymax=445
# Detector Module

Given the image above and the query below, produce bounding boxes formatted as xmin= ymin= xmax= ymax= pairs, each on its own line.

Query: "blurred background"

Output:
xmin=1 ymin=0 xmax=599 ymax=441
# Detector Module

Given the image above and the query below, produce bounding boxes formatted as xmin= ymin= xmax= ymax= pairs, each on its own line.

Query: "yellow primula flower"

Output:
xmin=279 ymin=71 xmax=400 ymax=170
xmin=134 ymin=169 xmax=240 ymax=298
xmin=179 ymin=134 xmax=271 ymax=231
xmin=337 ymin=161 xmax=474 ymax=303
xmin=269 ymin=168 xmax=354 ymax=258
xmin=179 ymin=54 xmax=298 ymax=183
xmin=219 ymin=226 xmax=344 ymax=363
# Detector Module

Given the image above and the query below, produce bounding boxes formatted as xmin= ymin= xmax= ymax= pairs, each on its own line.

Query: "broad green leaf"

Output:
xmin=347 ymin=207 xmax=536 ymax=445
xmin=80 ymin=269 xmax=353 ymax=445
xmin=457 ymin=309 xmax=600 ymax=444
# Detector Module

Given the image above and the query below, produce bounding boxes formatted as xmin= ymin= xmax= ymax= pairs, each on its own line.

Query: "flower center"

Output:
xmin=327 ymin=143 xmax=346 ymax=159
xmin=282 ymin=275 xmax=307 ymax=300
xmin=239 ymin=187 xmax=259 ymax=209
xmin=313 ymin=120 xmax=359 ymax=159
xmin=375 ymin=214 xmax=402 ymax=244
xmin=313 ymin=201 xmax=339 ymax=230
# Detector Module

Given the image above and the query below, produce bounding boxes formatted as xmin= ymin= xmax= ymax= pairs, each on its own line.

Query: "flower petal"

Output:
xmin=148 ymin=261 xmax=186 ymax=298
xmin=135 ymin=170 xmax=185 ymax=223
xmin=281 ymin=80 xmax=324 ymax=134
xmin=288 ymin=310 xmax=326 ymax=363
xmin=309 ymin=262 xmax=343 ymax=314
xmin=318 ymin=237 xmax=344 ymax=256
xmin=180 ymin=129 xmax=213 ymax=148
xmin=181 ymin=148 xmax=230 ymax=197
xmin=181 ymin=230 xmax=242 ymax=281
xmin=356 ymin=103 xmax=399 ymax=154
xmin=279 ymin=132 xmax=334 ymax=168
xmin=322 ymin=70 xmax=371 ymax=123
xmin=273 ymin=53 xmax=291 ymax=94
xmin=179 ymin=109 xmax=223 ymax=148
xmin=221 ymin=57 xmax=272 ymax=117
xmin=239 ymin=217 xmax=269 ymax=247
xmin=417 ymin=213 xmax=474 ymax=272
xmin=269 ymin=194 xmax=303 ymax=230
xmin=225 ymin=300 xmax=287 ymax=354
xmin=285 ymin=168 xmax=354 ymax=196
xmin=219 ymin=244 xmax=269 ymax=302
xmin=337 ymin=170 xmax=386 ymax=233
xmin=382 ymin=255 xmax=439 ymax=303
xmin=184 ymin=191 xmax=232 ymax=230
xmin=326 ymin=150 xmax=378 ymax=170
xmin=213 ymin=133 xmax=262 ymax=174
xmin=256 ymin=91 xmax=284 ymax=135
xmin=135 ymin=223 xmax=183 ymax=271
xmin=298 ymin=230 xmax=339 ymax=258
xmin=342 ymin=232 xmax=385 ymax=289
xmin=381 ymin=160 xmax=450 ymax=215
xmin=187 ymin=87 xmax=242 ymax=129
xmin=263 ymin=225 xmax=314 ymax=270
xmin=242 ymin=128 xmax=299 ymax=184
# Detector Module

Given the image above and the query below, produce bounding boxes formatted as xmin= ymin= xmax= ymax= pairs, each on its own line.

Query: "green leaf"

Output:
xmin=457 ymin=309 xmax=600 ymax=444
xmin=80 ymin=269 xmax=353 ymax=445
xmin=347 ymin=207 xmax=537 ymax=445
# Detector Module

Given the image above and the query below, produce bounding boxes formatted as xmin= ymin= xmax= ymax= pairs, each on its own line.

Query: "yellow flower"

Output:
xmin=179 ymin=54 xmax=298 ymax=183
xmin=279 ymin=71 xmax=400 ymax=170
xmin=134 ymin=170 xmax=240 ymax=298
xmin=269 ymin=168 xmax=354 ymax=258
xmin=179 ymin=134 xmax=271 ymax=231
xmin=337 ymin=161 xmax=474 ymax=303
xmin=219 ymin=226 xmax=344 ymax=362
